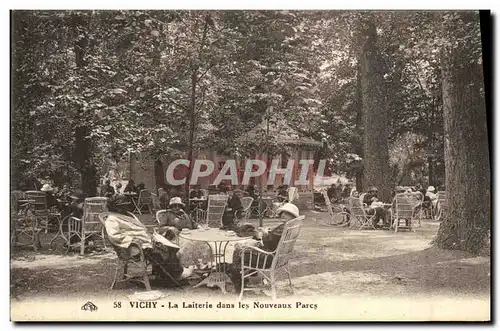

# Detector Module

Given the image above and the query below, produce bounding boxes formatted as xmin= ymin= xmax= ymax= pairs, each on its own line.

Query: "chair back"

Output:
xmin=12 ymin=190 xmax=26 ymax=200
xmin=25 ymin=191 xmax=48 ymax=215
xmin=156 ymin=210 xmax=167 ymax=226
xmin=138 ymin=189 xmax=151 ymax=204
xmin=151 ymin=193 xmax=161 ymax=210
xmin=287 ymin=187 xmax=299 ymax=203
xmin=321 ymin=189 xmax=335 ymax=219
xmin=272 ymin=215 xmax=304 ymax=269
xmin=348 ymin=196 xmax=367 ymax=219
xmin=358 ymin=193 xmax=367 ymax=205
xmin=83 ymin=197 xmax=108 ymax=233
xmin=393 ymin=193 xmax=419 ymax=220
xmin=240 ymin=197 xmax=254 ymax=212
xmin=205 ymin=194 xmax=229 ymax=227
xmin=437 ymin=191 xmax=446 ymax=205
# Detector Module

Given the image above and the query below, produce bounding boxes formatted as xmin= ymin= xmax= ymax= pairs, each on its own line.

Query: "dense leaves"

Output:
xmin=12 ymin=10 xmax=482 ymax=192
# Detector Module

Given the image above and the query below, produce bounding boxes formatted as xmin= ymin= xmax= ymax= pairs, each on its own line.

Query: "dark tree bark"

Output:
xmin=435 ymin=12 xmax=490 ymax=254
xmin=72 ymin=13 xmax=97 ymax=196
xmin=359 ymin=16 xmax=391 ymax=201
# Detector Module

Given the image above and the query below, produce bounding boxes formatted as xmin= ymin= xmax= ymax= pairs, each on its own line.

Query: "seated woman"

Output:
xmin=229 ymin=203 xmax=300 ymax=293
xmin=222 ymin=189 xmax=244 ymax=229
xmin=156 ymin=197 xmax=202 ymax=240
xmin=156 ymin=197 xmax=210 ymax=269
xmin=363 ymin=186 xmax=388 ymax=228
xmin=103 ymin=209 xmax=193 ymax=283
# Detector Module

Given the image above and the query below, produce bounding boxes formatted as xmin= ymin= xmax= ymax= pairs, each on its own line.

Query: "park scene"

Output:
xmin=10 ymin=10 xmax=490 ymax=321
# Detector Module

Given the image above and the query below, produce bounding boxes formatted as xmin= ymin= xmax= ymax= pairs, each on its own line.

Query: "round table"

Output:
xmin=179 ymin=228 xmax=251 ymax=294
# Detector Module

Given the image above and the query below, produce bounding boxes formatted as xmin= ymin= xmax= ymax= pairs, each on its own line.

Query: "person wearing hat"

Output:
xmin=229 ymin=202 xmax=301 ymax=293
xmin=222 ymin=189 xmax=244 ymax=229
xmin=426 ymin=185 xmax=438 ymax=207
xmin=157 ymin=197 xmax=202 ymax=241
xmin=41 ymin=183 xmax=59 ymax=209
xmin=362 ymin=186 xmax=388 ymax=228
xmin=393 ymin=186 xmax=407 ymax=198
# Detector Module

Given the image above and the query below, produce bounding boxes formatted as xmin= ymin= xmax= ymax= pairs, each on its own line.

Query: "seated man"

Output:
xmin=363 ymin=186 xmax=388 ymax=228
xmin=189 ymin=186 xmax=203 ymax=199
xmin=41 ymin=183 xmax=59 ymax=209
xmin=229 ymin=203 xmax=300 ymax=293
xmin=156 ymin=197 xmax=202 ymax=241
xmin=327 ymin=184 xmax=337 ymax=203
xmin=124 ymin=179 xmax=139 ymax=194
xmin=222 ymin=189 xmax=244 ymax=229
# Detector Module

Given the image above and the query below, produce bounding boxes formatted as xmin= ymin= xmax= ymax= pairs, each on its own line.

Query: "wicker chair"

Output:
xmin=347 ymin=197 xmax=376 ymax=230
xmin=100 ymin=212 xmax=184 ymax=291
xmin=321 ymin=189 xmax=349 ymax=226
xmin=134 ymin=189 xmax=153 ymax=214
xmin=67 ymin=197 xmax=108 ymax=255
xmin=390 ymin=193 xmax=421 ymax=232
xmin=236 ymin=197 xmax=254 ymax=222
xmin=98 ymin=212 xmax=151 ymax=290
xmin=196 ymin=194 xmax=229 ymax=228
xmin=151 ymin=193 xmax=162 ymax=212
xmin=434 ymin=191 xmax=447 ymax=221
xmin=238 ymin=215 xmax=304 ymax=300
xmin=11 ymin=194 xmax=41 ymax=251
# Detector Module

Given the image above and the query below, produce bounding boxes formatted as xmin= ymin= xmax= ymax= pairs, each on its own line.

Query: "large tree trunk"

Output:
xmin=359 ymin=17 xmax=391 ymax=201
xmin=72 ymin=13 xmax=97 ymax=196
xmin=434 ymin=12 xmax=490 ymax=254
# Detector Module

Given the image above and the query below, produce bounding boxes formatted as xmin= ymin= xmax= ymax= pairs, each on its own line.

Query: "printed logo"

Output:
xmin=81 ymin=301 xmax=98 ymax=312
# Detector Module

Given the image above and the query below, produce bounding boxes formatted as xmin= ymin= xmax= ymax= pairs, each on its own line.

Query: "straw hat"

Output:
xmin=40 ymin=184 xmax=54 ymax=192
xmin=395 ymin=186 xmax=405 ymax=193
xmin=276 ymin=203 xmax=300 ymax=218
xmin=169 ymin=197 xmax=185 ymax=207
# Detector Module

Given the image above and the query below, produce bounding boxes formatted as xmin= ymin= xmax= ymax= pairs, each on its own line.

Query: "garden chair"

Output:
xmin=100 ymin=212 xmax=184 ymax=291
xmin=321 ymin=189 xmax=349 ymax=226
xmin=390 ymin=193 xmax=420 ymax=232
xmin=434 ymin=191 xmax=447 ymax=221
xmin=134 ymin=189 xmax=153 ymax=215
xmin=236 ymin=197 xmax=254 ymax=222
xmin=150 ymin=193 xmax=162 ymax=212
xmin=196 ymin=194 xmax=229 ymax=228
xmin=347 ymin=197 xmax=376 ymax=230
xmin=238 ymin=215 xmax=304 ymax=300
xmin=11 ymin=194 xmax=41 ymax=251
xmin=410 ymin=191 xmax=424 ymax=227
xmin=287 ymin=187 xmax=299 ymax=203
xmin=99 ymin=212 xmax=151 ymax=290
xmin=68 ymin=197 xmax=108 ymax=255
xmin=25 ymin=190 xmax=60 ymax=234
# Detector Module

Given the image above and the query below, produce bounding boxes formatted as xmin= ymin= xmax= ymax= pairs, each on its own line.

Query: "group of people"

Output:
xmin=336 ymin=184 xmax=442 ymax=229
xmin=106 ymin=190 xmax=302 ymax=293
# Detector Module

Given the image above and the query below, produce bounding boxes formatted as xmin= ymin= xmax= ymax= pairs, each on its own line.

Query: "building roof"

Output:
xmin=241 ymin=113 xmax=322 ymax=148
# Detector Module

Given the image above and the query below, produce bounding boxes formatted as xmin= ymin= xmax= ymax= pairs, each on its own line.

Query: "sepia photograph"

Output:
xmin=9 ymin=8 xmax=491 ymax=321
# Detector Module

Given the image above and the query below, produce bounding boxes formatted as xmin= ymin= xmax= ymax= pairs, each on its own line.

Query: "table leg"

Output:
xmin=193 ymin=241 xmax=232 ymax=293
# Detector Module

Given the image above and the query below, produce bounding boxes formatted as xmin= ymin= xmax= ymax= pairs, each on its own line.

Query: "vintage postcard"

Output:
xmin=10 ymin=8 xmax=491 ymax=321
